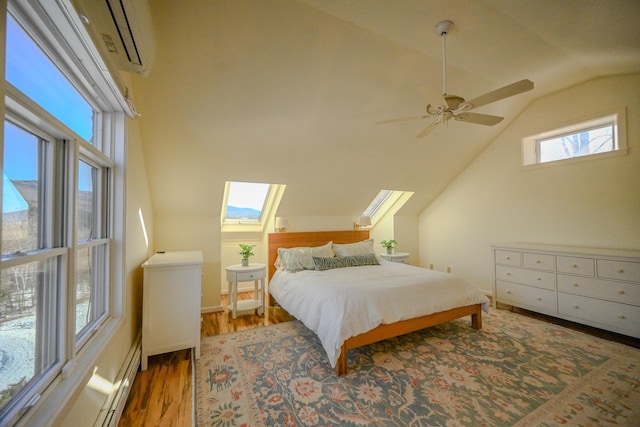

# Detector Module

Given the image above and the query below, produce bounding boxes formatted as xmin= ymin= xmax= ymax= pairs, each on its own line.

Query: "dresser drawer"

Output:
xmin=495 ymin=250 xmax=521 ymax=266
xmin=558 ymin=293 xmax=640 ymax=338
xmin=495 ymin=265 xmax=555 ymax=290
xmin=557 ymin=274 xmax=640 ymax=306
xmin=523 ymin=253 xmax=554 ymax=271
xmin=597 ymin=259 xmax=640 ymax=282
xmin=556 ymin=256 xmax=594 ymax=276
xmin=496 ymin=280 xmax=556 ymax=313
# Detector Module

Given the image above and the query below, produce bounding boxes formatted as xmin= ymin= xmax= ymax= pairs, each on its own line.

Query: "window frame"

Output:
xmin=221 ymin=181 xmax=285 ymax=233
xmin=1 ymin=1 xmax=131 ymax=425
xmin=521 ymin=108 xmax=627 ymax=168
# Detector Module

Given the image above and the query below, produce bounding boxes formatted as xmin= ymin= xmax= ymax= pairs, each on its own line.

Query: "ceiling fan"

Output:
xmin=377 ymin=20 xmax=534 ymax=138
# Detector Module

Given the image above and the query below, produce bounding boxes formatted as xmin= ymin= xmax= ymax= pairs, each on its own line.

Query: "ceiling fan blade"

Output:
xmin=416 ymin=119 xmax=440 ymax=138
xmin=463 ymin=79 xmax=534 ymax=110
xmin=376 ymin=115 xmax=429 ymax=125
xmin=455 ymin=112 xmax=504 ymax=126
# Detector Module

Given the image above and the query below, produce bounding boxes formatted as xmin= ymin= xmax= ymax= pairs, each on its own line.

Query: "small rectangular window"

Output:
xmin=522 ymin=110 xmax=626 ymax=167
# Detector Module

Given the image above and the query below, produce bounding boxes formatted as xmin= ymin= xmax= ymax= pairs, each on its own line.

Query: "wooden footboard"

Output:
xmin=334 ymin=303 xmax=483 ymax=376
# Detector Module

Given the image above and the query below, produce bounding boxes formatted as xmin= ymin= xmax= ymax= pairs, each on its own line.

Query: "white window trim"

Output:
xmin=221 ymin=182 xmax=286 ymax=233
xmin=521 ymin=107 xmax=627 ymax=169
xmin=2 ymin=1 xmax=129 ymax=426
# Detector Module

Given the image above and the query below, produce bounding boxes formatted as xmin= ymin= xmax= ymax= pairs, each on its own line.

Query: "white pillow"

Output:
xmin=332 ymin=239 xmax=375 ymax=257
xmin=277 ymin=242 xmax=334 ymax=272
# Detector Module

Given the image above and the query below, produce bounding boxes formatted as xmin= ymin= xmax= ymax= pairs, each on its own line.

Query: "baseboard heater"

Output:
xmin=95 ymin=333 xmax=141 ymax=427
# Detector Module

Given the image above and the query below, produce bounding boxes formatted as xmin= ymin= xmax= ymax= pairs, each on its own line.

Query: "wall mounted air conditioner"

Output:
xmin=74 ymin=0 xmax=156 ymax=77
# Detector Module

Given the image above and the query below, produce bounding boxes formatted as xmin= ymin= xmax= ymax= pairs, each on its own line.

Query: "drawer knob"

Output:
xmin=537 ymin=297 xmax=542 ymax=301
xmin=618 ymin=289 xmax=625 ymax=295
xmin=573 ymin=283 xmax=579 ymax=287
xmin=571 ymin=264 xmax=578 ymax=268
xmin=617 ymin=269 xmax=624 ymax=273
xmin=505 ymin=256 xmax=510 ymax=260
xmin=536 ymin=277 xmax=541 ymax=281
xmin=506 ymin=272 xmax=511 ymax=276
xmin=507 ymin=290 xmax=512 ymax=294
xmin=618 ymin=314 xmax=626 ymax=319
xmin=573 ymin=305 xmax=580 ymax=309
xmin=536 ymin=260 xmax=541 ymax=264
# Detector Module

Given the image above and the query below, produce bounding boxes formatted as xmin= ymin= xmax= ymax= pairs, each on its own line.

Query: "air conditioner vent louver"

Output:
xmin=75 ymin=0 xmax=155 ymax=76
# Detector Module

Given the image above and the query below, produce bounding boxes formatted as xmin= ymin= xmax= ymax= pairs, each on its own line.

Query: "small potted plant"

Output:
xmin=380 ymin=240 xmax=398 ymax=254
xmin=238 ymin=243 xmax=256 ymax=266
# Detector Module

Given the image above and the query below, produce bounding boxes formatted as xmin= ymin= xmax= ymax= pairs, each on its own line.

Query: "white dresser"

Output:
xmin=141 ymin=251 xmax=203 ymax=370
xmin=493 ymin=243 xmax=640 ymax=339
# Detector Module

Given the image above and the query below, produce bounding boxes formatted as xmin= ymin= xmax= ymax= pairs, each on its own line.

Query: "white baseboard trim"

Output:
xmin=201 ymin=305 xmax=224 ymax=313
xmin=94 ymin=332 xmax=141 ymax=427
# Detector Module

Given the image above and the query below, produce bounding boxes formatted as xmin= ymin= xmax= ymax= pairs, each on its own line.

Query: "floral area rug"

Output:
xmin=196 ymin=309 xmax=640 ymax=426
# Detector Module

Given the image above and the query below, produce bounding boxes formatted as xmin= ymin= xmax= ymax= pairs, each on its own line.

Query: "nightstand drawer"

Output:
xmin=236 ymin=271 xmax=265 ymax=282
xmin=557 ymin=274 xmax=640 ymax=306
xmin=496 ymin=281 xmax=556 ymax=313
xmin=597 ymin=259 xmax=640 ymax=282
xmin=495 ymin=250 xmax=521 ymax=266
xmin=495 ymin=265 xmax=555 ymax=290
xmin=556 ymin=256 xmax=594 ymax=276
xmin=523 ymin=253 xmax=554 ymax=271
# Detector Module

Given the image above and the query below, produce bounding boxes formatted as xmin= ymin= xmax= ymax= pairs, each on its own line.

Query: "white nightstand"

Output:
xmin=226 ymin=263 xmax=266 ymax=319
xmin=379 ymin=252 xmax=410 ymax=264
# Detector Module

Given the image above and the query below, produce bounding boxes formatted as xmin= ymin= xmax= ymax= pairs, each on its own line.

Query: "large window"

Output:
xmin=1 ymin=5 xmax=123 ymax=425
xmin=521 ymin=110 xmax=626 ymax=167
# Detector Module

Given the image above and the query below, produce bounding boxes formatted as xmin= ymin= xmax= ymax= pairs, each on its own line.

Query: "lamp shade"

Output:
xmin=358 ymin=215 xmax=371 ymax=227
xmin=275 ymin=217 xmax=289 ymax=230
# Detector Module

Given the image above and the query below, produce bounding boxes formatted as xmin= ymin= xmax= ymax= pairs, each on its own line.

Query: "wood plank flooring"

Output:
xmin=118 ymin=292 xmax=293 ymax=426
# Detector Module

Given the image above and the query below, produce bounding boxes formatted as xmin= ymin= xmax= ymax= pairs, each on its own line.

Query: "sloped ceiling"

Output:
xmin=133 ymin=0 xmax=640 ymax=218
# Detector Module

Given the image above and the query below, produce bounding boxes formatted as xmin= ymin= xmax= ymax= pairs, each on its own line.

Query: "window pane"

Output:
xmin=75 ymin=243 xmax=107 ymax=337
xmin=0 ymin=257 xmax=60 ymax=415
xmin=5 ymin=15 xmax=95 ymax=142
xmin=539 ymin=125 xmax=614 ymax=163
xmin=225 ymin=182 xmax=270 ymax=222
xmin=363 ymin=190 xmax=392 ymax=218
xmin=77 ymin=161 xmax=96 ymax=242
xmin=2 ymin=122 xmax=40 ymax=255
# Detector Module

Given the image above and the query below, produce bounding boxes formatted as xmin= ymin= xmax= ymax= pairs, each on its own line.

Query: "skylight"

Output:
xmin=362 ymin=190 xmax=393 ymax=218
xmin=223 ymin=181 xmax=270 ymax=223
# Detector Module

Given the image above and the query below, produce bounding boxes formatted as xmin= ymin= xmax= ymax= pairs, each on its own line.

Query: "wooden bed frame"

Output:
xmin=267 ymin=230 xmax=483 ymax=375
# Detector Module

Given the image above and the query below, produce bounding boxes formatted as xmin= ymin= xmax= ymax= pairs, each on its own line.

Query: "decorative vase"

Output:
xmin=386 ymin=248 xmax=393 ymax=254
xmin=242 ymin=258 xmax=249 ymax=266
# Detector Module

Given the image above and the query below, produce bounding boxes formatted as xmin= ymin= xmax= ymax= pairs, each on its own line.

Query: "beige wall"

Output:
xmin=62 ymin=102 xmax=155 ymax=423
xmin=154 ymin=214 xmax=222 ymax=311
xmin=419 ymin=74 xmax=640 ymax=292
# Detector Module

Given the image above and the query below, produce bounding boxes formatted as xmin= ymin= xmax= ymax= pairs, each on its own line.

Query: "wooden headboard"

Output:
xmin=268 ymin=230 xmax=370 ymax=279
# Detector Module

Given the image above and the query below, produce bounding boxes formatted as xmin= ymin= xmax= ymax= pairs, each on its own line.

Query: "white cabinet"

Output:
xmin=141 ymin=251 xmax=203 ymax=370
xmin=379 ymin=252 xmax=410 ymax=264
xmin=493 ymin=243 xmax=640 ymax=339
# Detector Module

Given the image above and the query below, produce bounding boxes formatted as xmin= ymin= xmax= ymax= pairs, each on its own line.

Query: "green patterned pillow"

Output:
xmin=313 ymin=254 xmax=380 ymax=271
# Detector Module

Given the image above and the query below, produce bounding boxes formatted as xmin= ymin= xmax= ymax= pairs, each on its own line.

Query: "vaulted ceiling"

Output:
xmin=132 ymin=0 xmax=640 ymax=218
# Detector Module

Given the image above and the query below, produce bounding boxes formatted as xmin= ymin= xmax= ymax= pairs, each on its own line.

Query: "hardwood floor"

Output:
xmin=118 ymin=292 xmax=294 ymax=426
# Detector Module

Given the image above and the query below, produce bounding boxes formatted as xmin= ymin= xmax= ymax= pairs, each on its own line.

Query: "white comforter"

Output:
xmin=269 ymin=260 xmax=490 ymax=368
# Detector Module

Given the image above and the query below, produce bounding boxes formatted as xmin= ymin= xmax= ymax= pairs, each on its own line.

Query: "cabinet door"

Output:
xmin=146 ymin=266 xmax=200 ymax=353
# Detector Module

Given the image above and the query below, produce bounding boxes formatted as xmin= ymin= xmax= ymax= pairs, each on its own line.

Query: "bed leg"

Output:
xmin=471 ymin=309 xmax=482 ymax=330
xmin=335 ymin=346 xmax=347 ymax=376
